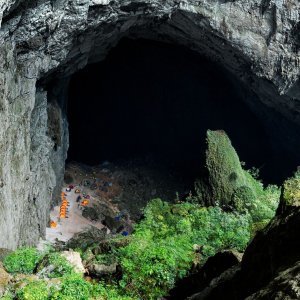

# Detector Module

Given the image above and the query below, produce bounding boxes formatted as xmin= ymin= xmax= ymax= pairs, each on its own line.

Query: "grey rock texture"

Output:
xmin=169 ymin=250 xmax=242 ymax=299
xmin=87 ymin=262 xmax=118 ymax=277
xmin=245 ymin=261 xmax=300 ymax=300
xmin=0 ymin=0 xmax=300 ymax=248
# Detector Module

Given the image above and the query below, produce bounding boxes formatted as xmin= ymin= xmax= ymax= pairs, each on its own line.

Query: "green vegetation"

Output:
xmin=1 ymin=195 xmax=279 ymax=299
xmin=282 ymin=170 xmax=300 ymax=207
xmin=3 ymin=247 xmax=41 ymax=274
xmin=1 ymin=130 xmax=282 ymax=299
xmin=16 ymin=280 xmax=49 ymax=300
xmin=51 ymin=274 xmax=92 ymax=300
xmin=0 ymin=293 xmax=13 ymax=300
xmin=195 ymin=130 xmax=280 ymax=216
xmin=117 ymin=199 xmax=250 ymax=299
xmin=46 ymin=253 xmax=74 ymax=278
xmin=195 ymin=130 xmax=280 ymax=230
xmin=195 ymin=129 xmax=253 ymax=207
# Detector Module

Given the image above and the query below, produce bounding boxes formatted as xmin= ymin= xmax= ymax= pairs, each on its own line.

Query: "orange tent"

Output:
xmin=81 ymin=199 xmax=89 ymax=206
xmin=50 ymin=221 xmax=57 ymax=228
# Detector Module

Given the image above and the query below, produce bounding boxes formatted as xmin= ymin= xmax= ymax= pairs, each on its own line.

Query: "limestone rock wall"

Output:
xmin=0 ymin=0 xmax=299 ymax=248
xmin=0 ymin=43 xmax=54 ymax=248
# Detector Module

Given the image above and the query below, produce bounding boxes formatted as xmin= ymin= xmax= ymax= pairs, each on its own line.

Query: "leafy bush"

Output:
xmin=3 ymin=194 xmax=278 ymax=300
xmin=50 ymin=274 xmax=133 ymax=300
xmin=117 ymin=199 xmax=251 ymax=299
xmin=91 ymin=282 xmax=136 ymax=300
xmin=47 ymin=253 xmax=75 ymax=278
xmin=282 ymin=170 xmax=300 ymax=206
xmin=50 ymin=274 xmax=91 ymax=300
xmin=3 ymin=247 xmax=41 ymax=274
xmin=190 ymin=205 xmax=250 ymax=257
xmin=1 ymin=293 xmax=13 ymax=300
xmin=248 ymin=184 xmax=280 ymax=223
xmin=16 ymin=280 xmax=49 ymax=300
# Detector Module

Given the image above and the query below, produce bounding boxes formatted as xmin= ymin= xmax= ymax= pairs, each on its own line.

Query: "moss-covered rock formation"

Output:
xmin=196 ymin=130 xmax=256 ymax=207
xmin=195 ymin=130 xmax=279 ymax=222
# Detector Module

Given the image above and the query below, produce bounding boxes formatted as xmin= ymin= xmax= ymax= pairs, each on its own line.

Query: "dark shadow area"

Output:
xmin=67 ymin=38 xmax=272 ymax=182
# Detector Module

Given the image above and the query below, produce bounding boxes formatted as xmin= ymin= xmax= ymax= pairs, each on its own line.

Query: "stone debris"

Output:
xmin=0 ymin=264 xmax=11 ymax=296
xmin=88 ymin=262 xmax=118 ymax=277
xmin=61 ymin=251 xmax=85 ymax=274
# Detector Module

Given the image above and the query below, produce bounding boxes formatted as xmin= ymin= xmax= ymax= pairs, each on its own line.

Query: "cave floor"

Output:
xmin=45 ymin=187 xmax=107 ymax=243
xmin=44 ymin=160 xmax=191 ymax=244
xmin=45 ymin=164 xmax=121 ymax=243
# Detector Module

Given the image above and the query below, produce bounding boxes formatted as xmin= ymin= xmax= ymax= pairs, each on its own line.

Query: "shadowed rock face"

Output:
xmin=0 ymin=1 xmax=300 ymax=248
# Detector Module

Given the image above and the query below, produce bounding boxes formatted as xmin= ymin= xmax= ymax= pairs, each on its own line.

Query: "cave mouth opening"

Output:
xmin=66 ymin=38 xmax=272 ymax=201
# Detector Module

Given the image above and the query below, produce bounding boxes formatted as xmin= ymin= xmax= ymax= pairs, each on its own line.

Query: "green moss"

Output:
xmin=251 ymin=219 xmax=270 ymax=238
xmin=282 ymin=171 xmax=300 ymax=207
xmin=16 ymin=280 xmax=49 ymax=300
xmin=195 ymin=130 xmax=252 ymax=206
xmin=117 ymin=199 xmax=250 ymax=299
xmin=50 ymin=274 xmax=91 ymax=300
xmin=3 ymin=247 xmax=41 ymax=274
xmin=194 ymin=130 xmax=280 ymax=225
xmin=231 ymin=186 xmax=255 ymax=213
xmin=95 ymin=253 xmax=116 ymax=265
xmin=37 ymin=252 xmax=75 ymax=278
xmin=0 ymin=293 xmax=13 ymax=300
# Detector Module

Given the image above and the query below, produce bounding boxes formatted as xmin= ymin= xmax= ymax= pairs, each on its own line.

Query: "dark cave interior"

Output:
xmin=67 ymin=38 xmax=275 ymax=183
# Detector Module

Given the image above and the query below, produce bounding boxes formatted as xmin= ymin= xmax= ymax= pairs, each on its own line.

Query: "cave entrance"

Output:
xmin=66 ymin=38 xmax=271 ymax=211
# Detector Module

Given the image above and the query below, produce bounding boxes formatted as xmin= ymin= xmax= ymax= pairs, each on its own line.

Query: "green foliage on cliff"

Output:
xmin=3 ymin=247 xmax=41 ymax=274
xmin=117 ymin=199 xmax=250 ymax=299
xmin=282 ymin=170 xmax=300 ymax=207
xmin=1 ymin=129 xmax=282 ymax=299
xmin=194 ymin=130 xmax=280 ymax=228
xmin=16 ymin=280 xmax=49 ymax=300
xmin=195 ymin=130 xmax=253 ymax=206
xmin=46 ymin=253 xmax=75 ymax=278
xmin=50 ymin=273 xmax=91 ymax=300
xmin=1 ymin=195 xmax=278 ymax=300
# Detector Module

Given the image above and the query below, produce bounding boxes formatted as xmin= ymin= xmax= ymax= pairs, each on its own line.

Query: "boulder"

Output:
xmin=67 ymin=227 xmax=107 ymax=250
xmin=82 ymin=206 xmax=99 ymax=221
xmin=167 ymin=250 xmax=242 ymax=299
xmin=102 ymin=215 xmax=124 ymax=233
xmin=87 ymin=262 xmax=118 ymax=277
xmin=61 ymin=251 xmax=85 ymax=274
xmin=187 ymin=266 xmax=241 ymax=300
xmin=0 ymin=264 xmax=11 ymax=296
xmin=245 ymin=261 xmax=300 ymax=299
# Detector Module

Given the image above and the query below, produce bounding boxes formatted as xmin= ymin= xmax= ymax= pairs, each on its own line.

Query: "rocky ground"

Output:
xmin=44 ymin=159 xmax=191 ymax=245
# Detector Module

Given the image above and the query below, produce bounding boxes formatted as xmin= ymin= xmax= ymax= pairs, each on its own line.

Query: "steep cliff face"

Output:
xmin=0 ymin=0 xmax=300 ymax=248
